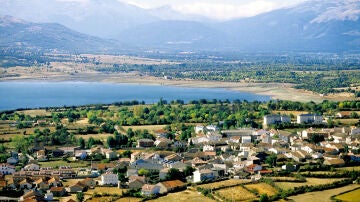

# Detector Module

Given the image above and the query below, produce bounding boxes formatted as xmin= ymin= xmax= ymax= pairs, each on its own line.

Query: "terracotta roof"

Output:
xmin=160 ymin=180 xmax=185 ymax=189
xmin=50 ymin=186 xmax=65 ymax=192
xmin=142 ymin=184 xmax=158 ymax=191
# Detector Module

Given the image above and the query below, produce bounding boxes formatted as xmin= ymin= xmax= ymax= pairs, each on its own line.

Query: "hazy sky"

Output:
xmin=120 ymin=0 xmax=308 ymax=20
xmin=58 ymin=0 xmax=309 ymax=20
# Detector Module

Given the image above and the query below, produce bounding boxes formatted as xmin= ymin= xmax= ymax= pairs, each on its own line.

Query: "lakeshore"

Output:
xmin=0 ymin=65 xmax=356 ymax=103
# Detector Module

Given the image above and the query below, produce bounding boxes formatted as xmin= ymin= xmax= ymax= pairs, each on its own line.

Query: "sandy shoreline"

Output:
xmin=2 ymin=70 xmax=349 ymax=103
xmin=1 ymin=62 xmax=357 ymax=103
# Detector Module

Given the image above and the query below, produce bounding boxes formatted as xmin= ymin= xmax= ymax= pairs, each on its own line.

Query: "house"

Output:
xmin=194 ymin=125 xmax=205 ymax=134
xmin=7 ymin=157 xmax=19 ymax=165
xmin=137 ymin=139 xmax=154 ymax=148
xmin=278 ymin=131 xmax=296 ymax=143
xmin=203 ymin=145 xmax=215 ymax=152
xmin=336 ymin=111 xmax=352 ymax=118
xmin=80 ymin=178 xmax=96 ymax=188
xmin=128 ymin=178 xmax=145 ymax=190
xmin=324 ymin=158 xmax=345 ymax=167
xmin=154 ymin=138 xmax=172 ymax=148
xmin=156 ymin=180 xmax=186 ymax=194
xmin=48 ymin=177 xmax=61 ymax=187
xmin=242 ymin=135 xmax=252 ymax=143
xmin=50 ymin=186 xmax=66 ymax=197
xmin=154 ymin=129 xmax=169 ymax=138
xmin=100 ymin=172 xmax=118 ymax=186
xmin=74 ymin=150 xmax=87 ymax=160
xmin=104 ymin=150 xmax=118 ymax=160
xmin=34 ymin=178 xmax=49 ymax=191
xmin=245 ymin=164 xmax=262 ymax=174
xmin=23 ymin=164 xmax=40 ymax=171
xmin=67 ymin=182 xmax=86 ymax=193
xmin=20 ymin=190 xmax=44 ymax=202
xmin=263 ymin=115 xmax=290 ymax=126
xmin=44 ymin=191 xmax=53 ymax=201
xmin=19 ymin=178 xmax=33 ymax=189
xmin=159 ymin=168 xmax=170 ymax=180
xmin=297 ymin=114 xmax=323 ymax=124
xmin=193 ymin=169 xmax=216 ymax=183
xmin=141 ymin=184 xmax=160 ymax=196
xmin=0 ymin=163 xmax=15 ymax=175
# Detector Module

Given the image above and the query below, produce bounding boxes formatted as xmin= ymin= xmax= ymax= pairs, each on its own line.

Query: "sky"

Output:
xmin=120 ymin=0 xmax=309 ymax=20
xmin=58 ymin=0 xmax=309 ymax=20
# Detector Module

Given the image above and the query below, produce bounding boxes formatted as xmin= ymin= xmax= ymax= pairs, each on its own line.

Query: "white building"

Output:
xmin=193 ymin=169 xmax=217 ymax=183
xmin=194 ymin=125 xmax=205 ymax=134
xmin=241 ymin=136 xmax=252 ymax=143
xmin=297 ymin=114 xmax=323 ymax=124
xmin=100 ymin=173 xmax=118 ymax=186
xmin=23 ymin=164 xmax=40 ymax=171
xmin=0 ymin=163 xmax=15 ymax=175
xmin=203 ymin=145 xmax=215 ymax=152
xmin=263 ymin=115 xmax=290 ymax=126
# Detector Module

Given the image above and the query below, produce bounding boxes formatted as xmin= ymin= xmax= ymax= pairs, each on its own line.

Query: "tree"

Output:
xmin=78 ymin=137 xmax=85 ymax=149
xmin=183 ymin=166 xmax=195 ymax=177
xmin=165 ymin=168 xmax=185 ymax=181
xmin=76 ymin=192 xmax=84 ymax=202
xmin=259 ymin=194 xmax=269 ymax=202
xmin=138 ymin=168 xmax=149 ymax=176
xmin=265 ymin=154 xmax=277 ymax=167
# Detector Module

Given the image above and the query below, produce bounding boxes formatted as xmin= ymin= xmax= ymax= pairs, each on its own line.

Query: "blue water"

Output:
xmin=0 ymin=81 xmax=270 ymax=111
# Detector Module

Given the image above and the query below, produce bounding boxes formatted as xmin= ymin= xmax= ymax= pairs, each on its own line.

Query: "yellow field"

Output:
xmin=245 ymin=183 xmax=278 ymax=196
xmin=122 ymin=125 xmax=167 ymax=133
xmin=19 ymin=109 xmax=52 ymax=117
xmin=336 ymin=166 xmax=360 ymax=171
xmin=150 ymin=188 xmax=215 ymax=202
xmin=198 ymin=179 xmax=251 ymax=189
xmin=338 ymin=119 xmax=360 ymax=125
xmin=87 ymin=196 xmax=119 ymax=202
xmin=86 ymin=187 xmax=125 ymax=195
xmin=288 ymin=184 xmax=360 ymax=202
xmin=334 ymin=188 xmax=360 ymax=202
xmin=216 ymin=186 xmax=257 ymax=201
xmin=62 ymin=179 xmax=82 ymax=187
xmin=116 ymin=197 xmax=142 ymax=202
xmin=38 ymin=160 xmax=89 ymax=168
xmin=275 ymin=178 xmax=346 ymax=190
xmin=75 ymin=133 xmax=113 ymax=141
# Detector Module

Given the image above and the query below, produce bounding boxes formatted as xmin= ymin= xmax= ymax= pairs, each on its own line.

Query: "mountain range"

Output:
xmin=0 ymin=0 xmax=359 ymax=53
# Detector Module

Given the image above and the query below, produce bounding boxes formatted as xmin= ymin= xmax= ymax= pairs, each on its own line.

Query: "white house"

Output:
xmin=263 ymin=115 xmax=290 ymax=126
xmin=203 ymin=145 xmax=215 ymax=152
xmin=141 ymin=184 xmax=160 ymax=196
xmin=194 ymin=125 xmax=205 ymax=134
xmin=23 ymin=164 xmax=40 ymax=171
xmin=297 ymin=114 xmax=323 ymax=124
xmin=100 ymin=173 xmax=118 ymax=186
xmin=206 ymin=125 xmax=218 ymax=132
xmin=193 ymin=169 xmax=217 ymax=183
xmin=242 ymin=136 xmax=252 ymax=143
xmin=0 ymin=163 xmax=15 ymax=175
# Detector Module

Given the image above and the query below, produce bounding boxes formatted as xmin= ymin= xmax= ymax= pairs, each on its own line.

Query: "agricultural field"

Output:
xmin=116 ymin=197 xmax=142 ymax=202
xmin=275 ymin=178 xmax=346 ymax=190
xmin=18 ymin=109 xmax=52 ymax=117
xmin=336 ymin=166 xmax=360 ymax=171
xmin=216 ymin=186 xmax=257 ymax=201
xmin=288 ymin=184 xmax=360 ymax=202
xmin=197 ymin=179 xmax=251 ymax=189
xmin=38 ymin=160 xmax=89 ymax=168
xmin=75 ymin=133 xmax=113 ymax=141
xmin=150 ymin=188 xmax=215 ymax=202
xmin=86 ymin=187 xmax=125 ymax=195
xmin=337 ymin=118 xmax=360 ymax=125
xmin=245 ymin=183 xmax=278 ymax=196
xmin=333 ymin=188 xmax=360 ymax=202
xmin=61 ymin=179 xmax=82 ymax=187
xmin=121 ymin=125 xmax=168 ymax=133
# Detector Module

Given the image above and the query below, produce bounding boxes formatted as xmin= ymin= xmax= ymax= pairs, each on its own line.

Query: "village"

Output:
xmin=0 ymin=106 xmax=360 ymax=201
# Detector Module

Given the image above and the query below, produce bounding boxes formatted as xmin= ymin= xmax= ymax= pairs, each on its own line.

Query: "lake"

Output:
xmin=0 ymin=81 xmax=270 ymax=111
